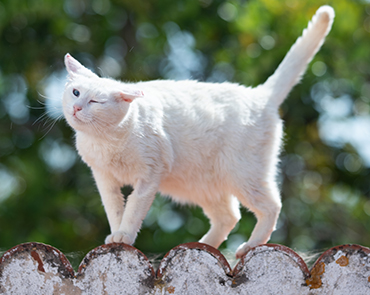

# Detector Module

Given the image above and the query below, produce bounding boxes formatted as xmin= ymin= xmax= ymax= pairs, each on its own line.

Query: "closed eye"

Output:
xmin=89 ymin=100 xmax=99 ymax=103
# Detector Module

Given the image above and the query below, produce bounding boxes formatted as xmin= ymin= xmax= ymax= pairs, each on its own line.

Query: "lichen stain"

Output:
xmin=306 ymin=262 xmax=325 ymax=289
xmin=335 ymin=255 xmax=349 ymax=267
xmin=167 ymin=286 xmax=175 ymax=293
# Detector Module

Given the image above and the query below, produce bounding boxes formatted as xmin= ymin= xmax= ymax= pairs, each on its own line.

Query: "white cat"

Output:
xmin=62 ymin=6 xmax=334 ymax=258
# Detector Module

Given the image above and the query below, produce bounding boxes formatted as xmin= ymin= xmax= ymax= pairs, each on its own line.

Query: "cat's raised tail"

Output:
xmin=263 ymin=5 xmax=334 ymax=106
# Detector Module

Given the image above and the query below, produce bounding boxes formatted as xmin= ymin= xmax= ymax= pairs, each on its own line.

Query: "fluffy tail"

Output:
xmin=263 ymin=6 xmax=334 ymax=106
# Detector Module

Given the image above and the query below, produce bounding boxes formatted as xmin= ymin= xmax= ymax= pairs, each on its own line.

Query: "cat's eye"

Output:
xmin=73 ymin=89 xmax=80 ymax=97
xmin=89 ymin=100 xmax=99 ymax=103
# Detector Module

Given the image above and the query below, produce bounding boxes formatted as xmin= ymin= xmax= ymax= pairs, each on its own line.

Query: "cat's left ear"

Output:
xmin=115 ymin=88 xmax=144 ymax=103
xmin=64 ymin=53 xmax=97 ymax=79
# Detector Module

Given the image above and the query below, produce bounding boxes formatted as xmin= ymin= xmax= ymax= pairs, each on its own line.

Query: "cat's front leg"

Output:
xmin=92 ymin=169 xmax=125 ymax=234
xmin=105 ymin=178 xmax=158 ymax=245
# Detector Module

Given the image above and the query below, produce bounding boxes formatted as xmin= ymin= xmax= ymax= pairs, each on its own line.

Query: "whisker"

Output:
xmin=33 ymin=108 xmax=63 ymax=126
xmin=39 ymin=114 xmax=64 ymax=140
xmin=27 ymin=105 xmax=45 ymax=110
xmin=38 ymin=92 xmax=61 ymax=102
xmin=33 ymin=93 xmax=64 ymax=138
xmin=33 ymin=113 xmax=49 ymax=126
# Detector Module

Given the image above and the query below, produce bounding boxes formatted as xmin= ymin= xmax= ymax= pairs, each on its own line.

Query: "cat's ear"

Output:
xmin=115 ymin=88 xmax=144 ymax=103
xmin=64 ymin=53 xmax=97 ymax=79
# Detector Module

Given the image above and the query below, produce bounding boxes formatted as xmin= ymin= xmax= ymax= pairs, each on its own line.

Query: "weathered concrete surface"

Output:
xmin=1 ymin=242 xmax=370 ymax=294
xmin=307 ymin=244 xmax=370 ymax=295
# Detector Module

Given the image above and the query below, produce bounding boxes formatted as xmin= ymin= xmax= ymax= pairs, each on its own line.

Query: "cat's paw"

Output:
xmin=105 ymin=231 xmax=134 ymax=245
xmin=235 ymin=241 xmax=260 ymax=259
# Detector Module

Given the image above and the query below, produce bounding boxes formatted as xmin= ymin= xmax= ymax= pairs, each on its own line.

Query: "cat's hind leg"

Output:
xmin=234 ymin=181 xmax=282 ymax=258
xmin=199 ymin=194 xmax=241 ymax=249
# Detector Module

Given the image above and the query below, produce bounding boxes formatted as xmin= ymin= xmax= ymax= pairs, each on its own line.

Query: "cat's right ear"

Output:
xmin=64 ymin=54 xmax=97 ymax=79
xmin=114 ymin=88 xmax=144 ymax=103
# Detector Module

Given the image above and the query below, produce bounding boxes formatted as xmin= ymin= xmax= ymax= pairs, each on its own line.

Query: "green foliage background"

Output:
xmin=1 ymin=0 xmax=370 ymax=267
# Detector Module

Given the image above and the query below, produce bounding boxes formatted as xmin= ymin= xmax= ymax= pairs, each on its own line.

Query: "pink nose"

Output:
xmin=73 ymin=105 xmax=82 ymax=114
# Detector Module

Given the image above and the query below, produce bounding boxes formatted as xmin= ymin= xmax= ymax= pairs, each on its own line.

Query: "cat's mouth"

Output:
xmin=73 ymin=113 xmax=81 ymax=121
xmin=71 ymin=112 xmax=86 ymax=124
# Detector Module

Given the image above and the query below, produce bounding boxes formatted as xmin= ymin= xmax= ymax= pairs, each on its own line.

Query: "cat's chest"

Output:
xmin=75 ymin=135 xmax=137 ymax=179
xmin=78 ymin=140 xmax=112 ymax=167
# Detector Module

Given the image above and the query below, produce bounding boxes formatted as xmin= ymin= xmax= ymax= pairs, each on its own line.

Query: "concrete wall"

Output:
xmin=1 ymin=242 xmax=370 ymax=294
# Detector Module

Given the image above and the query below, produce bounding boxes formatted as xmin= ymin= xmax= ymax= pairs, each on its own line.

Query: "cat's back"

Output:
xmin=135 ymin=79 xmax=265 ymax=125
xmin=137 ymin=79 xmax=252 ymax=104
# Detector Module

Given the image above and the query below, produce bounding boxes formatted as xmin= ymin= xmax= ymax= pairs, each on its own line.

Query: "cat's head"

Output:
xmin=62 ymin=54 xmax=144 ymax=134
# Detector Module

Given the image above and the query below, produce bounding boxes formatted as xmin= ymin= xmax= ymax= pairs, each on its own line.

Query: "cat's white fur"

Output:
xmin=62 ymin=6 xmax=334 ymax=258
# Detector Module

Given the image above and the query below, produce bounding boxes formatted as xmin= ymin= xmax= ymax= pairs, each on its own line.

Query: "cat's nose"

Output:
xmin=73 ymin=104 xmax=82 ymax=114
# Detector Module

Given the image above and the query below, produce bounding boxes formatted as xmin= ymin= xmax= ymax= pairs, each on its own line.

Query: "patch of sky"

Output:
xmin=43 ymin=71 xmax=66 ymax=120
xmin=160 ymin=22 xmax=206 ymax=80
xmin=311 ymin=80 xmax=370 ymax=166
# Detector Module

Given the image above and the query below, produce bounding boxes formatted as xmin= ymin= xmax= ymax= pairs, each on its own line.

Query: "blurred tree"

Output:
xmin=1 ymin=0 xmax=370 ymax=269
